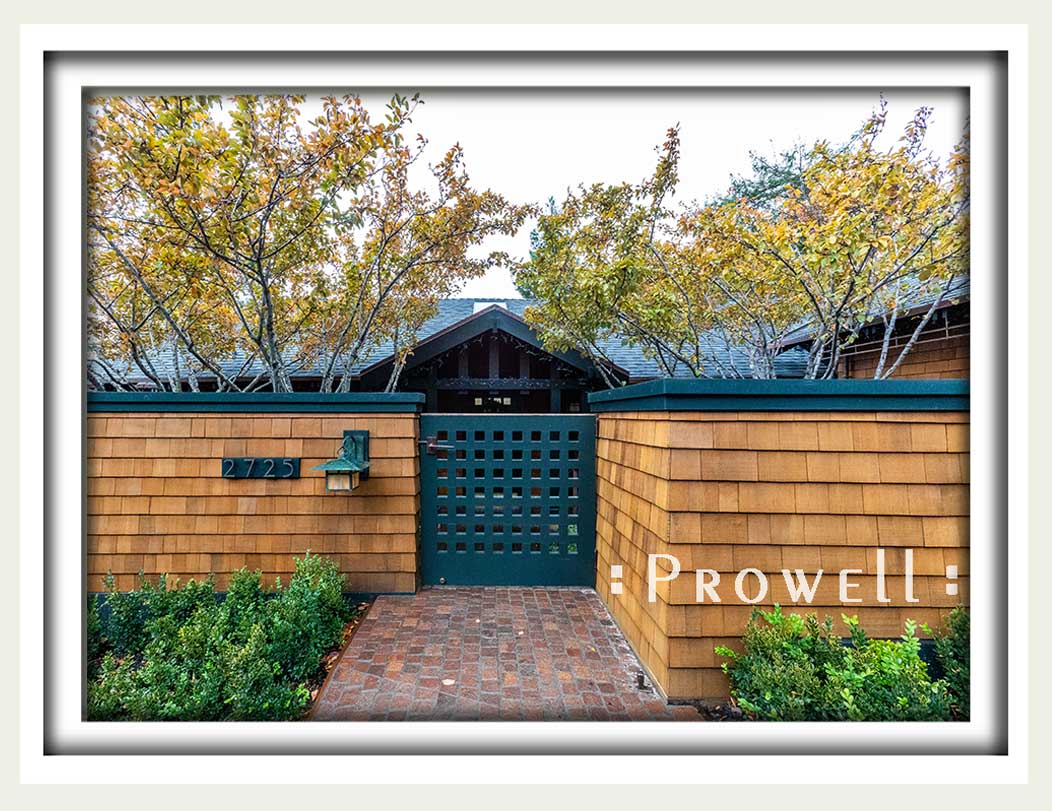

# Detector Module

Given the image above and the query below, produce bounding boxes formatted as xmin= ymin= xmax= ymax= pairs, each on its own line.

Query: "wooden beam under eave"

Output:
xmin=431 ymin=377 xmax=586 ymax=390
xmin=426 ymin=365 xmax=438 ymax=411
xmin=489 ymin=331 xmax=500 ymax=379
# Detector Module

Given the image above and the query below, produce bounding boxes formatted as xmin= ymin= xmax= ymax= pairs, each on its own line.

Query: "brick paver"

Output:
xmin=311 ymin=587 xmax=703 ymax=721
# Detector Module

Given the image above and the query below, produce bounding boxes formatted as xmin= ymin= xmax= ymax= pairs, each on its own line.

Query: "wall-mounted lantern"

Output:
xmin=312 ymin=430 xmax=370 ymax=493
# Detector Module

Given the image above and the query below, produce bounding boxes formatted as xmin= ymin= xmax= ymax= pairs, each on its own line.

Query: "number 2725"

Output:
xmin=220 ymin=457 xmax=299 ymax=479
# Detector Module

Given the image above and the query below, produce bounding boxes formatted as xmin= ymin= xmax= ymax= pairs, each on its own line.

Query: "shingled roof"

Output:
xmin=361 ymin=298 xmax=809 ymax=380
xmin=778 ymin=275 xmax=971 ymax=348
xmin=88 ymin=297 xmax=814 ymax=387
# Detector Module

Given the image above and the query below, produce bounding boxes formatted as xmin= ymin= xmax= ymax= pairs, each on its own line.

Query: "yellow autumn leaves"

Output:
xmin=87 ymin=95 xmax=532 ymax=392
xmin=517 ymin=103 xmax=969 ymax=380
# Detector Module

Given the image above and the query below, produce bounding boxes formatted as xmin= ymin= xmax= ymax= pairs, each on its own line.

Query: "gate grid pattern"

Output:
xmin=419 ymin=415 xmax=596 ymax=586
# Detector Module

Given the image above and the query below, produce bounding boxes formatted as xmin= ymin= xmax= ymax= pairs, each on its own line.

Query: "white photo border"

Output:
xmin=21 ymin=24 xmax=1028 ymax=783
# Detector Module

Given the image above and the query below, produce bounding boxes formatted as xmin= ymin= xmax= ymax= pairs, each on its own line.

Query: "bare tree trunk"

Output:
xmin=804 ymin=337 xmax=827 ymax=379
xmin=92 ymin=227 xmax=244 ymax=391
xmin=88 ymin=359 xmax=132 ymax=391
xmin=385 ymin=357 xmax=406 ymax=392
xmin=880 ymin=276 xmax=957 ymax=379
xmin=873 ymin=282 xmax=905 ymax=379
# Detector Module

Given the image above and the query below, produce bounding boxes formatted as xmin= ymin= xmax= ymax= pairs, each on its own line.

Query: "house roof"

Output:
xmin=355 ymin=298 xmax=811 ymax=380
xmin=356 ymin=304 xmax=618 ymax=381
xmin=89 ymin=297 xmax=814 ymax=386
xmin=779 ymin=275 xmax=971 ymax=348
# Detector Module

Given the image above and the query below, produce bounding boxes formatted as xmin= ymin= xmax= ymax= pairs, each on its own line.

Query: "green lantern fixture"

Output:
xmin=313 ymin=430 xmax=370 ymax=492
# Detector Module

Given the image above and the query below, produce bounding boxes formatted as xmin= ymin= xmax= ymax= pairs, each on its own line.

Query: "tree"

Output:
xmin=514 ymin=128 xmax=685 ymax=384
xmin=87 ymin=94 xmax=531 ymax=391
xmin=516 ymin=101 xmax=970 ymax=380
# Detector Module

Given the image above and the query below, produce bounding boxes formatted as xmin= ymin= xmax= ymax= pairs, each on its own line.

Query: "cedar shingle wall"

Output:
xmin=87 ymin=412 xmax=420 ymax=593
xmin=842 ymin=333 xmax=969 ymax=379
xmin=595 ymin=410 xmax=969 ymax=701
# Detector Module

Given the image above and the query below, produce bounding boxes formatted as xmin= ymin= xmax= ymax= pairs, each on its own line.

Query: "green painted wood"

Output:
xmin=588 ymin=379 xmax=969 ymax=412
xmin=87 ymin=391 xmax=425 ymax=413
xmin=419 ymin=414 xmax=597 ymax=587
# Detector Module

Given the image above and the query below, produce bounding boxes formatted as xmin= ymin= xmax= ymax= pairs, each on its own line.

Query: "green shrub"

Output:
xmin=717 ymin=605 xmax=954 ymax=721
xmin=98 ymin=571 xmax=216 ymax=657
xmin=100 ymin=572 xmax=150 ymax=656
xmin=115 ymin=606 xmax=229 ymax=720
xmin=926 ymin=606 xmax=970 ymax=720
xmin=87 ymin=594 xmax=104 ymax=679
xmin=715 ymin=607 xmax=844 ymax=720
xmin=87 ymin=652 xmax=139 ymax=721
xmin=87 ymin=554 xmax=352 ymax=721
xmin=832 ymin=616 xmax=953 ymax=721
xmin=224 ymin=624 xmax=311 ymax=721
xmin=142 ymin=573 xmax=216 ymax=628
xmin=223 ymin=568 xmax=269 ymax=635
xmin=266 ymin=552 xmax=347 ymax=682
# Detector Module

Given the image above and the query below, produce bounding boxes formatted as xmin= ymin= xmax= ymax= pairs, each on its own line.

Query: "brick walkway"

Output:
xmin=311 ymin=587 xmax=702 ymax=721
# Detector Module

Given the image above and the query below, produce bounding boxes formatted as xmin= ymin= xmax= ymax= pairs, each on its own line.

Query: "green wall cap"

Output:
xmin=587 ymin=379 xmax=969 ymax=412
xmin=87 ymin=391 xmax=426 ymax=414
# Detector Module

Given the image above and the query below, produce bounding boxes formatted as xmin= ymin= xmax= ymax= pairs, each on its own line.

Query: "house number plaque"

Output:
xmin=221 ymin=457 xmax=300 ymax=479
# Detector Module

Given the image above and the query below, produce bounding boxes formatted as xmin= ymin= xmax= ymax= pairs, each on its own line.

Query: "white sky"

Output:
xmin=320 ymin=88 xmax=968 ymax=298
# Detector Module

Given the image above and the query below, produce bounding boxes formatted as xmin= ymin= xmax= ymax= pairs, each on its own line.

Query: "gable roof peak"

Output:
xmin=472 ymin=300 xmax=510 ymax=314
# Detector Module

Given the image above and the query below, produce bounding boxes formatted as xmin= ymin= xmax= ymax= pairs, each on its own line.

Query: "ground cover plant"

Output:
xmin=716 ymin=605 xmax=970 ymax=721
xmin=87 ymin=552 xmax=355 ymax=721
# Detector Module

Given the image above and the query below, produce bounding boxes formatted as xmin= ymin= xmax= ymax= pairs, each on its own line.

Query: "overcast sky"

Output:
xmin=323 ymin=88 xmax=968 ymax=298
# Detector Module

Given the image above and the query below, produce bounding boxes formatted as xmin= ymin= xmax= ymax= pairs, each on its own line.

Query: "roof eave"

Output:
xmin=778 ymin=295 xmax=968 ymax=350
xmin=356 ymin=304 xmax=629 ymax=380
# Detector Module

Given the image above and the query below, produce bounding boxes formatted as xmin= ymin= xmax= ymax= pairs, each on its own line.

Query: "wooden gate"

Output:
xmin=419 ymin=414 xmax=596 ymax=586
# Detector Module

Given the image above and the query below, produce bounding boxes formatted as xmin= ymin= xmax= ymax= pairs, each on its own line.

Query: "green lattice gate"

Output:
xmin=419 ymin=414 xmax=597 ymax=586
